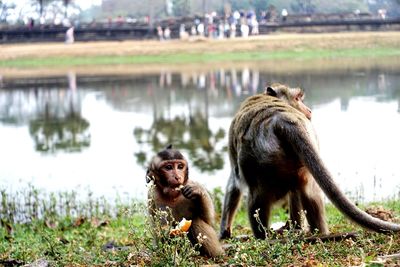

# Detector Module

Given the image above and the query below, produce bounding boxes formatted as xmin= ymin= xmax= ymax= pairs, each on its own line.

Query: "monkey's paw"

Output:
xmin=181 ymin=185 xmax=201 ymax=200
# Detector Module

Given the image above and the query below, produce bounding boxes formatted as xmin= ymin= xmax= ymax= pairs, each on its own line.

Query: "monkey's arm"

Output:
xmin=181 ymin=181 xmax=215 ymax=225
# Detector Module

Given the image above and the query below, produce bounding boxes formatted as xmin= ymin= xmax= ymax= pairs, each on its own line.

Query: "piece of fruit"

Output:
xmin=174 ymin=184 xmax=184 ymax=191
xmin=177 ymin=218 xmax=192 ymax=232
xmin=169 ymin=218 xmax=192 ymax=236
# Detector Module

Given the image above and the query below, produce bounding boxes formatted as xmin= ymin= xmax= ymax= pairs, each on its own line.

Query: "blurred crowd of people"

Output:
xmin=11 ymin=5 xmax=392 ymax=43
xmin=157 ymin=10 xmax=264 ymax=41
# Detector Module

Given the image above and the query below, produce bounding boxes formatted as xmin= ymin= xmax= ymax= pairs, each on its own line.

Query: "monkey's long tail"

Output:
xmin=277 ymin=122 xmax=400 ymax=233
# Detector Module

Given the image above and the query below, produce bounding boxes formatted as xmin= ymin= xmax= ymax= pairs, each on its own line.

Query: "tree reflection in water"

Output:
xmin=29 ymin=103 xmax=90 ymax=153
xmin=132 ymin=67 xmax=279 ymax=171
xmin=1 ymin=61 xmax=400 ymax=200
xmin=134 ymin=112 xmax=226 ymax=172
xmin=28 ymin=72 xmax=90 ymax=153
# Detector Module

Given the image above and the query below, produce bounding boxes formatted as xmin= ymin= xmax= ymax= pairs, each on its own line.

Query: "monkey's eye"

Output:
xmin=164 ymin=164 xmax=173 ymax=171
xmin=296 ymin=92 xmax=305 ymax=101
xmin=177 ymin=163 xmax=185 ymax=170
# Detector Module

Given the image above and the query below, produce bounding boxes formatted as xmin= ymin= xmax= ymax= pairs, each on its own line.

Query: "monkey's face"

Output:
xmin=292 ymin=91 xmax=312 ymax=120
xmin=265 ymin=84 xmax=312 ymax=120
xmin=155 ymin=159 xmax=188 ymax=198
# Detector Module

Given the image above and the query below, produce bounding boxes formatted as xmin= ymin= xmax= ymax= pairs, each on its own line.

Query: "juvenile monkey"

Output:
xmin=220 ymin=83 xmax=400 ymax=239
xmin=146 ymin=145 xmax=223 ymax=257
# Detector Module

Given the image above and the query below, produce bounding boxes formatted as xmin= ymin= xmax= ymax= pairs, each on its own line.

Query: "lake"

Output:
xmin=1 ymin=58 xmax=400 ymax=203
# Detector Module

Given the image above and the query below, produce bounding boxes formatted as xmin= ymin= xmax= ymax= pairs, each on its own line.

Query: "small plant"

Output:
xmin=141 ymin=197 xmax=200 ymax=266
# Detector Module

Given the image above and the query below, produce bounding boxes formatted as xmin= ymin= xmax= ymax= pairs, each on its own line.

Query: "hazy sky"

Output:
xmin=4 ymin=0 xmax=102 ymax=10
xmin=75 ymin=0 xmax=102 ymax=10
xmin=3 ymin=0 xmax=102 ymax=22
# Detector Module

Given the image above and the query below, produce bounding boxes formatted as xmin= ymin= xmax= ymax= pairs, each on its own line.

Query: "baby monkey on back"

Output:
xmin=146 ymin=145 xmax=223 ymax=258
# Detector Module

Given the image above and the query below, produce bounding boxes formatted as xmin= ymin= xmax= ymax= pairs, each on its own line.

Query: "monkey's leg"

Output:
xmin=299 ymin=182 xmax=329 ymax=235
xmin=189 ymin=218 xmax=224 ymax=257
xmin=248 ymin=191 xmax=272 ymax=239
xmin=289 ymin=191 xmax=304 ymax=230
xmin=274 ymin=193 xmax=302 ymax=234
xmin=220 ymin=170 xmax=242 ymax=239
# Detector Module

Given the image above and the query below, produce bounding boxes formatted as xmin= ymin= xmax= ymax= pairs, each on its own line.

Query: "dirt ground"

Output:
xmin=1 ymin=31 xmax=400 ymax=78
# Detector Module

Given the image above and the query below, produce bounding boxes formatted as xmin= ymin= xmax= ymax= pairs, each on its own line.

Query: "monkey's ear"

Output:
xmin=165 ymin=144 xmax=173 ymax=150
xmin=146 ymin=169 xmax=155 ymax=183
xmin=266 ymin=86 xmax=277 ymax=97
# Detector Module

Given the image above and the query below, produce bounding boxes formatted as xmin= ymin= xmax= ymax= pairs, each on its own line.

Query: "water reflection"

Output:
xmin=1 ymin=61 xmax=400 ymax=201
xmin=134 ymin=112 xmax=226 ymax=172
xmin=29 ymin=103 xmax=90 ymax=153
xmin=0 ymin=72 xmax=90 ymax=154
xmin=132 ymin=68 xmax=262 ymax=171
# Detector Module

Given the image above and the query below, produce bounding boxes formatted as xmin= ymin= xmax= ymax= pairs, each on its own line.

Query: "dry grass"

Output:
xmin=1 ymin=31 xmax=400 ymax=60
xmin=1 ymin=31 xmax=400 ymax=78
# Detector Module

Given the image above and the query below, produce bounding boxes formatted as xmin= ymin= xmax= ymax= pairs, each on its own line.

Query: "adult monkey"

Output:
xmin=220 ymin=83 xmax=400 ymax=239
xmin=146 ymin=145 xmax=224 ymax=257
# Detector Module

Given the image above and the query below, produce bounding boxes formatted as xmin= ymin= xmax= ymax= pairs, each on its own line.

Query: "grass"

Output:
xmin=1 ymin=186 xmax=399 ymax=266
xmin=1 ymin=47 xmax=400 ymax=69
xmin=1 ymin=32 xmax=400 ymax=70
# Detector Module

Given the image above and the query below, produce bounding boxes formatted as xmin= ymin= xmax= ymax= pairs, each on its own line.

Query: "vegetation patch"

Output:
xmin=1 ymin=32 xmax=400 ymax=69
xmin=1 ymin=186 xmax=399 ymax=266
xmin=1 ymin=47 xmax=400 ymax=69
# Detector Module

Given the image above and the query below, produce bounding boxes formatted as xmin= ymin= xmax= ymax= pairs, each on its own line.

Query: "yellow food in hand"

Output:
xmin=169 ymin=218 xmax=192 ymax=236
xmin=178 ymin=218 xmax=192 ymax=232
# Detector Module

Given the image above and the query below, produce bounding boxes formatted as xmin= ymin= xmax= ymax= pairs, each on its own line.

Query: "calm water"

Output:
xmin=1 ymin=60 xmax=400 ymax=203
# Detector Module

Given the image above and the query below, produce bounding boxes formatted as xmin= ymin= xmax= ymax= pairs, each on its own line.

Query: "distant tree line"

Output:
xmin=0 ymin=0 xmax=79 ymax=24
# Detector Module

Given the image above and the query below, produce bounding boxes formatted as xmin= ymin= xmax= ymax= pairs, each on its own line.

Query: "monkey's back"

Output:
xmin=229 ymin=94 xmax=308 ymax=192
xmin=230 ymin=93 xmax=306 ymax=153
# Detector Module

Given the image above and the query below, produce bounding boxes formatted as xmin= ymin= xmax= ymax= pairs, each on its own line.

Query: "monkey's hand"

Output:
xmin=181 ymin=184 xmax=202 ymax=200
